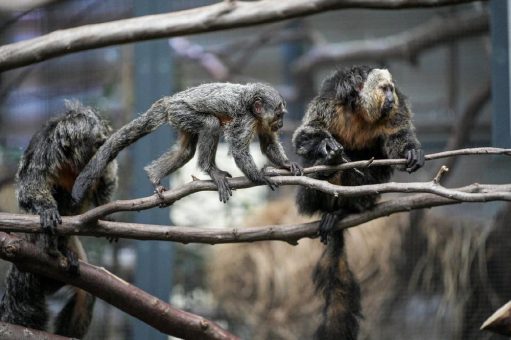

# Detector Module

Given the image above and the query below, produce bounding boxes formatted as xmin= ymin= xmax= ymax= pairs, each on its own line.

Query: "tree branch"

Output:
xmin=0 ymin=232 xmax=238 ymax=340
xmin=293 ymin=9 xmax=488 ymax=74
xmin=0 ymin=181 xmax=508 ymax=245
xmin=0 ymin=0 xmax=483 ymax=72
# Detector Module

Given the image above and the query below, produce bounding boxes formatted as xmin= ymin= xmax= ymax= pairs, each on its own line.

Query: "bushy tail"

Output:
xmin=54 ymin=288 xmax=95 ymax=339
xmin=72 ymin=101 xmax=168 ymax=203
xmin=313 ymin=230 xmax=361 ymax=340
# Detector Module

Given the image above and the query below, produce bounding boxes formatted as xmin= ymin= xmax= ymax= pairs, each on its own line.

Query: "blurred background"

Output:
xmin=0 ymin=0 xmax=509 ymax=339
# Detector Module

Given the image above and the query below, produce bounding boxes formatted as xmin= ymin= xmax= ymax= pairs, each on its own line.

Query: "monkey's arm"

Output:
xmin=259 ymin=132 xmax=302 ymax=175
xmin=226 ymin=122 xmax=277 ymax=190
xmin=292 ymin=124 xmax=344 ymax=164
xmin=17 ymin=174 xmax=61 ymax=233
xmin=385 ymin=122 xmax=424 ymax=173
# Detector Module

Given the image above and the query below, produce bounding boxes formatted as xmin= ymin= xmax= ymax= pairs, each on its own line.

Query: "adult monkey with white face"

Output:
xmin=293 ymin=65 xmax=424 ymax=340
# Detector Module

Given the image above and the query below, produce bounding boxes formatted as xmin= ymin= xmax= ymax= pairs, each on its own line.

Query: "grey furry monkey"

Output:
xmin=0 ymin=101 xmax=118 ymax=338
xmin=293 ymin=66 xmax=424 ymax=340
xmin=72 ymin=82 xmax=302 ymax=204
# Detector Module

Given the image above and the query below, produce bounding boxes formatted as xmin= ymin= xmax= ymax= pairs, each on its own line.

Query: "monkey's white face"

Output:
xmin=359 ymin=69 xmax=397 ymax=122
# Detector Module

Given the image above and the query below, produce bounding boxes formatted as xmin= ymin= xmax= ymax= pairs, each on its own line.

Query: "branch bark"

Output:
xmin=0 ymin=232 xmax=238 ymax=340
xmin=0 ymin=0 xmax=484 ymax=72
xmin=293 ymin=9 xmax=488 ymax=74
xmin=0 ymin=181 xmax=507 ymax=245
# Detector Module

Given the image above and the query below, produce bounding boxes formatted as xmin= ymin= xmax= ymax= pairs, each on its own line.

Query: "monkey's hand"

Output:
xmin=39 ymin=207 xmax=62 ymax=235
xmin=283 ymin=161 xmax=303 ymax=176
xmin=210 ymin=169 xmax=233 ymax=204
xmin=405 ymin=148 xmax=425 ymax=173
xmin=319 ymin=137 xmax=344 ymax=162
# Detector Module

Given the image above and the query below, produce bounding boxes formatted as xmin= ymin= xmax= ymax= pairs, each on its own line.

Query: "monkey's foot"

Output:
xmin=260 ymin=176 xmax=278 ymax=191
xmin=40 ymin=208 xmax=62 ymax=235
xmin=210 ymin=169 xmax=232 ymax=204
xmin=319 ymin=213 xmax=339 ymax=245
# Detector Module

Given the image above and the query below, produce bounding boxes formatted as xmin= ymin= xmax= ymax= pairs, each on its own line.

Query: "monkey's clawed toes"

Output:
xmin=405 ymin=148 xmax=425 ymax=173
xmin=210 ymin=170 xmax=233 ymax=203
xmin=261 ymin=176 xmax=278 ymax=191
xmin=40 ymin=208 xmax=62 ymax=235
xmin=319 ymin=213 xmax=339 ymax=245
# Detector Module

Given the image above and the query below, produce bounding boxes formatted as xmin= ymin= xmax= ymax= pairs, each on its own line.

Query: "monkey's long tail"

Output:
xmin=54 ymin=288 xmax=95 ymax=338
xmin=72 ymin=99 xmax=169 ymax=203
xmin=313 ymin=230 xmax=361 ymax=340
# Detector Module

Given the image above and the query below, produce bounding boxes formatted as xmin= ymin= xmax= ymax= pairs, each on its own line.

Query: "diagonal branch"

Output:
xmin=0 ymin=232 xmax=238 ymax=340
xmin=294 ymin=9 xmax=488 ymax=74
xmin=0 ymin=0 xmax=484 ymax=72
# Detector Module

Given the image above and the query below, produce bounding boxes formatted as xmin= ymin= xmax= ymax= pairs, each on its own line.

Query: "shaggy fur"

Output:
xmin=293 ymin=65 xmax=424 ymax=339
xmin=0 ymin=101 xmax=117 ymax=338
xmin=72 ymin=83 xmax=301 ymax=204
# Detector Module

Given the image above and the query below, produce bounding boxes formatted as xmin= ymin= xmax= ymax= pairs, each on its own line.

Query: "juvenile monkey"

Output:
xmin=0 ymin=101 xmax=118 ymax=338
xmin=293 ymin=66 xmax=424 ymax=339
xmin=72 ymin=82 xmax=302 ymax=204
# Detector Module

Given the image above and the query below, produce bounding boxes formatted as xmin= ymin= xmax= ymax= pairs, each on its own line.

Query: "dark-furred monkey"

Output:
xmin=0 ymin=101 xmax=117 ymax=338
xmin=293 ymin=65 xmax=424 ymax=339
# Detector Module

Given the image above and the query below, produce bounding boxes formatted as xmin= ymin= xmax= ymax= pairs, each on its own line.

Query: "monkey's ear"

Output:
xmin=252 ymin=97 xmax=263 ymax=116
xmin=355 ymin=82 xmax=364 ymax=92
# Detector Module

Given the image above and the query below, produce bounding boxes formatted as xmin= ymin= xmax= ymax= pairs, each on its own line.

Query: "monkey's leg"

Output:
xmin=196 ymin=118 xmax=232 ymax=203
xmin=144 ymin=132 xmax=198 ymax=198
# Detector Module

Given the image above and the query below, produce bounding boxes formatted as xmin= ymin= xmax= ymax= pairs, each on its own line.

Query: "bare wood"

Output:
xmin=294 ymin=10 xmax=488 ymax=73
xmin=0 ymin=0 xmax=484 ymax=72
xmin=0 ymin=232 xmax=238 ymax=340
xmin=0 ymin=322 xmax=72 ymax=340
xmin=481 ymin=301 xmax=511 ymax=336
xmin=0 ymin=182 xmax=509 ymax=244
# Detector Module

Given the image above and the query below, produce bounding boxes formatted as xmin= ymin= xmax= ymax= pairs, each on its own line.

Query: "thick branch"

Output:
xmin=0 ymin=0 xmax=483 ymax=72
xmin=0 ymin=182 xmax=507 ymax=244
xmin=294 ymin=9 xmax=488 ymax=73
xmin=0 ymin=232 xmax=238 ymax=340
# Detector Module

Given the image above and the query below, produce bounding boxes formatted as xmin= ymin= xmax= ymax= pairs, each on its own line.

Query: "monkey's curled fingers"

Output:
xmin=287 ymin=162 xmax=304 ymax=176
xmin=319 ymin=213 xmax=339 ymax=245
xmin=210 ymin=170 xmax=233 ymax=203
xmin=405 ymin=148 xmax=425 ymax=173
xmin=40 ymin=208 xmax=62 ymax=235
xmin=320 ymin=138 xmax=344 ymax=161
